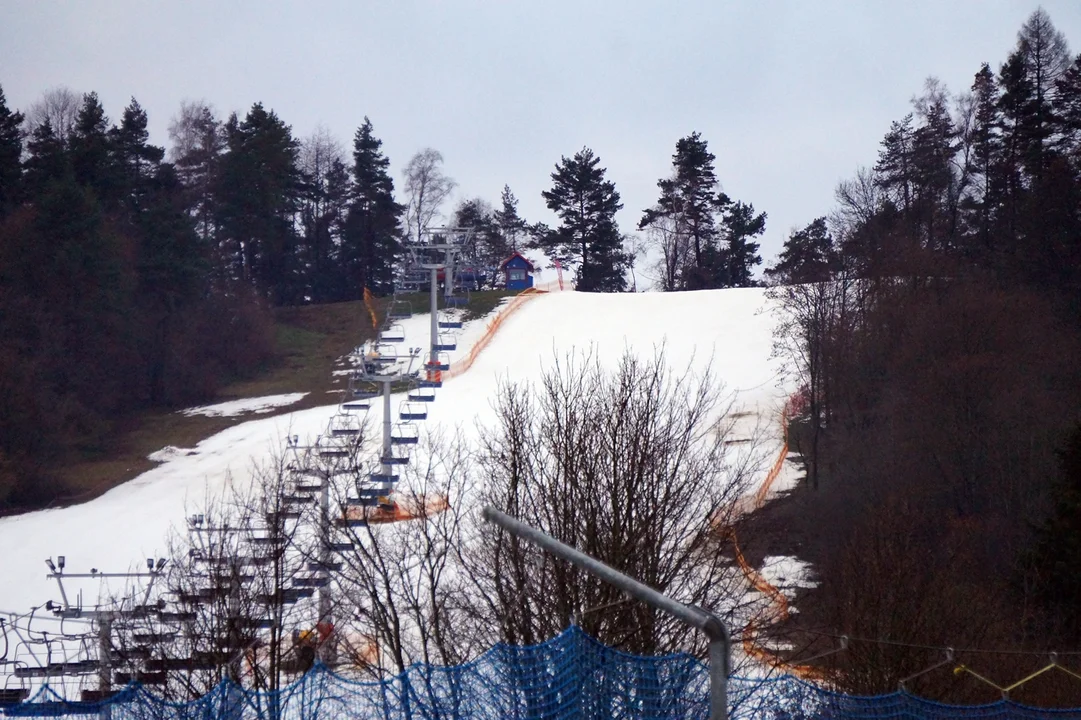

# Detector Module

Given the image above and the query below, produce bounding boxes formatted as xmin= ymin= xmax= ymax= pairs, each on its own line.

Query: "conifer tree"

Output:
xmin=640 ymin=132 xmax=727 ymax=289
xmin=22 ymin=120 xmax=69 ymax=197
xmin=111 ymin=97 xmax=164 ymax=214
xmin=493 ymin=185 xmax=527 ymax=252
xmin=69 ymin=92 xmax=117 ymax=204
xmin=719 ymin=200 xmax=766 ymax=287
xmin=342 ymin=117 xmax=403 ymax=296
xmin=765 ymin=218 xmax=837 ymax=284
xmin=0 ymin=85 xmax=24 ymax=217
xmin=541 ymin=147 xmax=628 ymax=292
xmin=965 ymin=64 xmax=1002 ymax=258
xmin=216 ymin=103 xmax=302 ymax=303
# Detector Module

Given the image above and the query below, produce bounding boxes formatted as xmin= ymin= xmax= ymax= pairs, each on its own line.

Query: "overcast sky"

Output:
xmin=2 ymin=1 xmax=1080 ymax=276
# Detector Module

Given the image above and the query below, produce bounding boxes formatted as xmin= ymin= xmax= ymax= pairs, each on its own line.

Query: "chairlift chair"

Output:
xmin=390 ymin=423 xmax=420 ymax=445
xmin=425 ymin=351 xmax=451 ymax=372
xmin=380 ymin=323 xmax=406 ymax=343
xmin=433 ymin=333 xmax=457 ymax=352
xmin=387 ymin=300 xmax=413 ymax=319
xmin=408 ymin=386 xmax=437 ymax=402
xmin=328 ymin=413 xmax=363 ymax=437
xmin=399 ymin=401 xmax=428 ymax=421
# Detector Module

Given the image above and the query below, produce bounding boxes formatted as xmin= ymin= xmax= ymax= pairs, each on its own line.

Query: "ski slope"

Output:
xmin=0 ymin=287 xmax=797 ymax=625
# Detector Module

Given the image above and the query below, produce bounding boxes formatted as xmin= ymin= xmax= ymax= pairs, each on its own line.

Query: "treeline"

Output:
xmin=0 ymin=89 xmax=283 ymax=509
xmin=764 ymin=9 xmax=1081 ymax=701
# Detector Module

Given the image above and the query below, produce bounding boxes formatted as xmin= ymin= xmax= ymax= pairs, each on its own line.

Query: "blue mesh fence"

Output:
xmin=3 ymin=627 xmax=1080 ymax=719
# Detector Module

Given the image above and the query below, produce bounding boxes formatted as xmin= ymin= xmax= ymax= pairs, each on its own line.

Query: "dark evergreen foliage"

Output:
xmin=765 ymin=217 xmax=837 ymax=284
xmin=0 ymin=85 xmax=23 ymax=217
xmin=541 ymin=147 xmax=628 ymax=292
xmin=0 ymin=85 xmax=274 ymax=511
xmin=341 ymin=117 xmax=403 ymax=297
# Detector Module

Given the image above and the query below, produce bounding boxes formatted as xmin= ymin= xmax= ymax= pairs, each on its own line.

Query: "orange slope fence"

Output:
xmin=442 ymin=287 xmax=550 ymax=381
xmin=716 ymin=394 xmax=829 ymax=680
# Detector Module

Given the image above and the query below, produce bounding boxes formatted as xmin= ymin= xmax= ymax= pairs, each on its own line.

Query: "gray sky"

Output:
xmin=2 ymin=1 xmax=1080 ymax=277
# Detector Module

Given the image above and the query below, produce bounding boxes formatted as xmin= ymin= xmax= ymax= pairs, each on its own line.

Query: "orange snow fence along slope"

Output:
xmin=716 ymin=395 xmax=831 ymax=681
xmin=442 ymin=286 xmax=549 ymax=381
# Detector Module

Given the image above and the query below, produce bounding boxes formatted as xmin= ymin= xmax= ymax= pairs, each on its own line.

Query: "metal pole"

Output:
xmin=481 ymin=506 xmax=730 ymax=720
xmin=429 ymin=266 xmax=439 ymax=361
xmin=382 ymin=380 xmax=392 ymax=472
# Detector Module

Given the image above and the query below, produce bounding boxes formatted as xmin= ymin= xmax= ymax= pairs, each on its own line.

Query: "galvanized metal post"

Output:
xmin=481 ymin=506 xmax=730 ymax=720
xmin=429 ymin=266 xmax=439 ymax=362
xmin=382 ymin=379 xmax=392 ymax=472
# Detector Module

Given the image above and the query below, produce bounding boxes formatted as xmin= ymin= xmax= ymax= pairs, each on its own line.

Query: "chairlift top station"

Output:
xmin=2 ymin=226 xmax=480 ymax=699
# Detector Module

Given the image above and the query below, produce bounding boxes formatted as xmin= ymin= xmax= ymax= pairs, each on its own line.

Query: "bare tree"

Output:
xmin=464 ymin=348 xmax=765 ymax=665
xmin=643 ymin=214 xmax=691 ymax=291
xmin=402 ymin=148 xmax=456 ymax=244
xmin=168 ymin=100 xmax=224 ymax=245
xmin=25 ymin=86 xmax=81 ymax=140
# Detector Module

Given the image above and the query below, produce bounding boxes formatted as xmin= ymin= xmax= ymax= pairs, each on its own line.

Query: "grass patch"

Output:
xmin=49 ymin=290 xmax=520 ymax=508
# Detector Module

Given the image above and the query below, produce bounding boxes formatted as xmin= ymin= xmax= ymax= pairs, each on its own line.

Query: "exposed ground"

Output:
xmin=48 ymin=290 xmax=515 ymax=510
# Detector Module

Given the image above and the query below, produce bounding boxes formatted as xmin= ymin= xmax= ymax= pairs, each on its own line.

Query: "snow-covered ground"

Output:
xmin=0 ymin=287 xmax=803 ymax=674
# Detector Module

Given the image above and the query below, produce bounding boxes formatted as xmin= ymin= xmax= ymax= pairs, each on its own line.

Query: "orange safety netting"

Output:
xmin=715 ymin=394 xmax=830 ymax=680
xmin=363 ymin=287 xmax=379 ymax=331
xmin=442 ymin=287 xmax=549 ymax=381
xmin=343 ymin=493 xmax=450 ymax=525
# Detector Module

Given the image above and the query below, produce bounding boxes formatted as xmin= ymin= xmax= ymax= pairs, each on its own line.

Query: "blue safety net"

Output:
xmin=3 ymin=627 xmax=1080 ymax=719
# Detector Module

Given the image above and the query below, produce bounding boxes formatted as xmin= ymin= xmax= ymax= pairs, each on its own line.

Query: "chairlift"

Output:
xmin=390 ymin=423 xmax=420 ymax=445
xmin=293 ymin=576 xmax=330 ymax=588
xmin=433 ymin=333 xmax=457 ymax=352
xmin=387 ymin=300 xmax=413 ymax=319
xmin=408 ymin=386 xmax=436 ymax=402
xmin=307 ymin=560 xmax=343 ymax=572
xmin=341 ymin=400 xmax=371 ymax=411
xmin=399 ymin=401 xmax=428 ymax=421
xmin=381 ymin=447 xmax=411 ymax=465
xmin=328 ymin=413 xmax=363 ymax=437
xmin=438 ymin=317 xmax=464 ymax=330
xmin=380 ymin=323 xmax=406 ymax=343
xmin=417 ymin=377 xmax=442 ymax=389
xmin=425 ymin=351 xmax=450 ymax=372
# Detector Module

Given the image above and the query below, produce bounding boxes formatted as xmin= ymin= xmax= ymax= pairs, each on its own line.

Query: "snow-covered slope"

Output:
xmin=0 ymin=287 xmax=794 ymax=618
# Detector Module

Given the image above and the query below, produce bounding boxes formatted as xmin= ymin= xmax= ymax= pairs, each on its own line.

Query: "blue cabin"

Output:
xmin=501 ymin=253 xmax=534 ymax=291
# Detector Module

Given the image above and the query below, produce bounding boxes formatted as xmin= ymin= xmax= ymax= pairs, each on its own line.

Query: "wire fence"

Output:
xmin=4 ymin=627 xmax=1081 ymax=719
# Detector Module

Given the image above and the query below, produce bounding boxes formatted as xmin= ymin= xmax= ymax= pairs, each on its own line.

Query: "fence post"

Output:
xmin=481 ymin=507 xmax=730 ymax=720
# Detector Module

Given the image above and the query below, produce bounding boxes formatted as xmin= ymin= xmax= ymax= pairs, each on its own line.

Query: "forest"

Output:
xmin=0 ymin=77 xmax=767 ymax=512
xmin=754 ymin=8 xmax=1081 ymax=702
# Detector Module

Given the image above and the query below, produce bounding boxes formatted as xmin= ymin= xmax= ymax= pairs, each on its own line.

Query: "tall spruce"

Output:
xmin=111 ymin=98 xmax=164 ymax=215
xmin=493 ymin=185 xmax=527 ymax=253
xmin=541 ymin=147 xmax=628 ymax=292
xmin=719 ymin=200 xmax=766 ymax=287
xmin=342 ymin=117 xmax=403 ymax=297
xmin=765 ymin=218 xmax=837 ymax=284
xmin=216 ymin=103 xmax=302 ymax=303
xmin=0 ymin=85 xmax=23 ymax=217
xmin=640 ymin=132 xmax=727 ymax=289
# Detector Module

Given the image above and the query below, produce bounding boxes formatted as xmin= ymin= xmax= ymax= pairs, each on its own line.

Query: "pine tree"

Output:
xmin=719 ymin=200 xmax=765 ymax=287
xmin=111 ymin=97 xmax=165 ymax=214
xmin=216 ymin=103 xmax=302 ymax=303
xmin=640 ymin=132 xmax=727 ymax=289
xmin=541 ymin=147 xmax=628 ymax=292
xmin=342 ymin=117 xmax=403 ymax=297
xmin=493 ymin=185 xmax=527 ymax=252
xmin=69 ymin=92 xmax=117 ymax=205
xmin=1015 ymin=8 xmax=1071 ymax=181
xmin=22 ymin=120 xmax=70 ymax=197
xmin=874 ymin=114 xmax=916 ymax=217
xmin=1054 ymin=53 xmax=1081 ymax=164
xmin=0 ymin=85 xmax=24 ymax=217
xmin=964 ymin=64 xmax=1002 ymax=259
xmin=765 ymin=218 xmax=837 ymax=284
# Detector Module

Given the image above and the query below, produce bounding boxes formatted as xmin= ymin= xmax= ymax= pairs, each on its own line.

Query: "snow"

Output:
xmin=179 ymin=392 xmax=309 ymax=418
xmin=0 ymin=286 xmax=804 ymax=683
